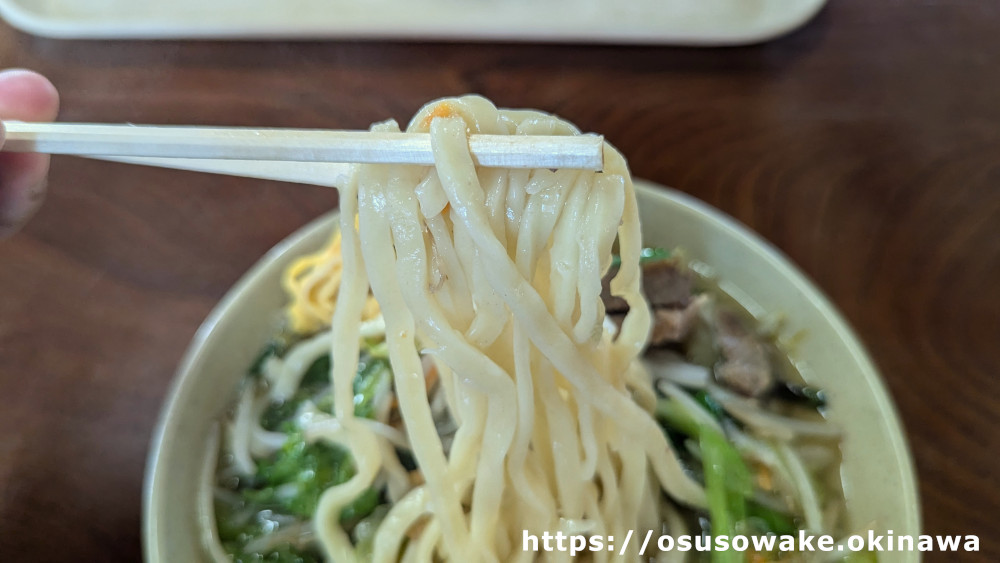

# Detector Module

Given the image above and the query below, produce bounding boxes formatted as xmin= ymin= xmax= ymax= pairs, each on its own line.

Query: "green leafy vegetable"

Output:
xmin=352 ymin=505 xmax=390 ymax=560
xmin=249 ymin=340 xmax=286 ymax=378
xmin=353 ymin=357 xmax=391 ymax=419
xmin=223 ymin=345 xmax=394 ymax=562
xmin=261 ymin=402 xmax=299 ymax=433
xmin=260 ymin=353 xmax=390 ymax=431
xmin=219 ymin=427 xmax=382 ymax=560
xmin=231 ymin=544 xmax=321 ymax=563
xmin=610 ymin=247 xmax=672 ymax=269
xmin=215 ymin=498 xmax=255 ymax=545
xmin=260 ymin=355 xmax=331 ymax=431
xmin=340 ymin=486 xmax=381 ymax=526
xmin=247 ymin=429 xmax=356 ymax=518
xmin=746 ymin=499 xmax=797 ymax=535
xmin=215 ymin=501 xmax=322 ymax=563
xmin=299 ymin=355 xmax=332 ymax=392
xmin=656 ymin=397 xmax=796 ymax=563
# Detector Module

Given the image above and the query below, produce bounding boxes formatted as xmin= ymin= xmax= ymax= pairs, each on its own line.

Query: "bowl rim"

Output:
xmin=142 ymin=180 xmax=920 ymax=561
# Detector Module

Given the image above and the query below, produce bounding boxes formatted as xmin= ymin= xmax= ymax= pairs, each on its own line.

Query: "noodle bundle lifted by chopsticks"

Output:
xmin=212 ymin=95 xmax=847 ymax=563
xmin=296 ymin=95 xmax=704 ymax=562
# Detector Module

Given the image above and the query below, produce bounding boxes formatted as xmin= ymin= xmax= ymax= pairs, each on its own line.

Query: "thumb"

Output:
xmin=0 ymin=69 xmax=60 ymax=237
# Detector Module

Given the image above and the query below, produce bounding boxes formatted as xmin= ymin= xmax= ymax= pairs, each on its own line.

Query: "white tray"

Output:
xmin=0 ymin=0 xmax=825 ymax=44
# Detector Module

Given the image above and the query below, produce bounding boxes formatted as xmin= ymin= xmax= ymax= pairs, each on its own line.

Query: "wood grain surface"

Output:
xmin=1 ymin=1 xmax=997 ymax=561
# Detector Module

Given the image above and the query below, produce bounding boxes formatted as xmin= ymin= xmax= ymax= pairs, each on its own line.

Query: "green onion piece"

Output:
xmin=694 ymin=390 xmax=727 ymax=421
xmin=746 ymin=499 xmax=797 ymax=535
xmin=702 ymin=429 xmax=752 ymax=563
xmin=654 ymin=398 xmax=701 ymax=437
xmin=655 ymin=397 xmax=761 ymax=563
xmin=609 ymin=247 xmax=672 ymax=270
xmin=640 ymin=247 xmax=672 ymax=263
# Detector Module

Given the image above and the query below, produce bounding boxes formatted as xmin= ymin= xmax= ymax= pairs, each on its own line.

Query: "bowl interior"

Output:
xmin=144 ymin=180 xmax=919 ymax=562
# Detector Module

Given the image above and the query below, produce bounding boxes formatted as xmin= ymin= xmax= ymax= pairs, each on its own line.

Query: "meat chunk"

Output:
xmin=601 ymin=257 xmax=693 ymax=310
xmin=649 ymin=294 xmax=707 ymax=345
xmin=643 ymin=258 xmax=694 ymax=308
xmin=602 ymin=256 xmax=700 ymax=345
xmin=713 ymin=310 xmax=773 ymax=397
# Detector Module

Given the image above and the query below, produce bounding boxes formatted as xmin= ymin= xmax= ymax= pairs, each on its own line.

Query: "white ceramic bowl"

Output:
xmin=144 ymin=180 xmax=920 ymax=562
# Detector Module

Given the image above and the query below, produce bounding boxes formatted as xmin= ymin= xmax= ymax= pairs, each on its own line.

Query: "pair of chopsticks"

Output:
xmin=0 ymin=122 xmax=604 ymax=187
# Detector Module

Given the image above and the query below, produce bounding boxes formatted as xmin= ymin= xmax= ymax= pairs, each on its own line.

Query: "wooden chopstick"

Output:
xmin=88 ymin=155 xmax=354 ymax=188
xmin=0 ymin=122 xmax=605 ymax=170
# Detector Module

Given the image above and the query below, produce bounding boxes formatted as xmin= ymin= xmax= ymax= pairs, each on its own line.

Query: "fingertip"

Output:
xmin=0 ymin=152 xmax=50 ymax=237
xmin=0 ymin=68 xmax=60 ymax=122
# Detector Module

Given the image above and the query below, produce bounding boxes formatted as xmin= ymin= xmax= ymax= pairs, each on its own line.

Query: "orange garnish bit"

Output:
xmin=420 ymin=102 xmax=455 ymax=128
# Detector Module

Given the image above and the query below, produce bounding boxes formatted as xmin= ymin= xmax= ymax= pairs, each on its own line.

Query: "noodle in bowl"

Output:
xmin=144 ymin=97 xmax=919 ymax=562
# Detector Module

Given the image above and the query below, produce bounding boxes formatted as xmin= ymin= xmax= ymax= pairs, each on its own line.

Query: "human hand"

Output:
xmin=0 ymin=69 xmax=59 ymax=237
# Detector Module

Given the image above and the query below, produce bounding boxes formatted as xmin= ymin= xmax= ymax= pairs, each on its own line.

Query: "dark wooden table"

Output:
xmin=1 ymin=1 xmax=997 ymax=561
